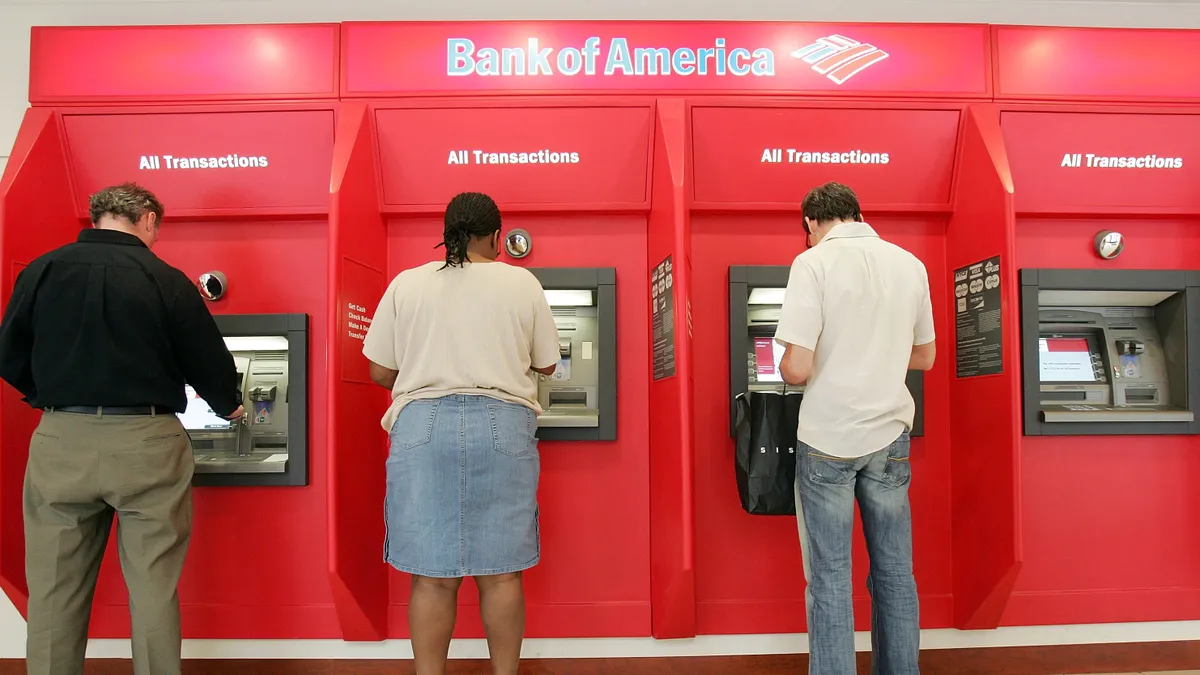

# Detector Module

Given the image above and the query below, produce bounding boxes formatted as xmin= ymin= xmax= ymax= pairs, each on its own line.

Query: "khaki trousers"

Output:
xmin=24 ymin=409 xmax=193 ymax=675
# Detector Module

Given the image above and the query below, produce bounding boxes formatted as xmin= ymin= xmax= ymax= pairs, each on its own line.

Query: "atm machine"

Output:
xmin=528 ymin=268 xmax=617 ymax=441
xmin=1020 ymin=269 xmax=1200 ymax=436
xmin=728 ymin=266 xmax=926 ymax=436
xmin=178 ymin=313 xmax=310 ymax=486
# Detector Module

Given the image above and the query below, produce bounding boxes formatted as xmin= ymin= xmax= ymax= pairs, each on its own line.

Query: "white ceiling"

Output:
xmin=2 ymin=0 xmax=1200 ymax=26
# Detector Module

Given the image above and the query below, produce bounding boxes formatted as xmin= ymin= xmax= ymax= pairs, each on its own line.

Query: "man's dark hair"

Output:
xmin=88 ymin=182 xmax=164 ymax=228
xmin=801 ymin=182 xmax=863 ymax=225
xmin=436 ymin=192 xmax=502 ymax=269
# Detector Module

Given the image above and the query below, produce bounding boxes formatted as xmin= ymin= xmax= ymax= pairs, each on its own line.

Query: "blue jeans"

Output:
xmin=795 ymin=432 xmax=919 ymax=675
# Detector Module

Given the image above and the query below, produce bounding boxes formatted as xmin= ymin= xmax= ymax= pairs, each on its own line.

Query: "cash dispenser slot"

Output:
xmin=529 ymin=268 xmax=617 ymax=442
xmin=1020 ymin=269 xmax=1200 ymax=436
xmin=180 ymin=313 xmax=310 ymax=486
xmin=728 ymin=266 xmax=926 ymax=438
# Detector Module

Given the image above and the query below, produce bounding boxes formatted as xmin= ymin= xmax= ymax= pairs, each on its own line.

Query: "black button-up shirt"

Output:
xmin=0 ymin=228 xmax=240 ymax=416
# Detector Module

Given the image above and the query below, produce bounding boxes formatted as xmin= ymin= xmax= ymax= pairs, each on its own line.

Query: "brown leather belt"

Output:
xmin=47 ymin=405 xmax=160 ymax=416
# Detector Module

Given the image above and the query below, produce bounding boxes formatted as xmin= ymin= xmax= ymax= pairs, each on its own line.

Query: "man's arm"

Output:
xmin=0 ymin=263 xmax=45 ymax=401
xmin=780 ymin=344 xmax=815 ymax=386
xmin=169 ymin=283 xmax=242 ymax=417
xmin=775 ymin=258 xmax=822 ymax=386
xmin=909 ymin=342 xmax=936 ymax=371
xmin=910 ymin=267 xmax=936 ymax=371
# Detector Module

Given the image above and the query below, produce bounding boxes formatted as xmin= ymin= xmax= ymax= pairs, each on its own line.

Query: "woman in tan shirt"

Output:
xmin=363 ymin=192 xmax=560 ymax=675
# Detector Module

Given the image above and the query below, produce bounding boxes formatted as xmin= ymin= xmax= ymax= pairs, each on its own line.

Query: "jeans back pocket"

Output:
xmin=390 ymin=399 xmax=440 ymax=454
xmin=487 ymin=403 xmax=538 ymax=459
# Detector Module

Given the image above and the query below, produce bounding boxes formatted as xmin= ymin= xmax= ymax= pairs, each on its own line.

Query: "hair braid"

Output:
xmin=436 ymin=192 xmax=503 ymax=269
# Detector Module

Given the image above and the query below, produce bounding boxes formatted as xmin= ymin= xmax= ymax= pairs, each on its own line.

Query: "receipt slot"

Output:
xmin=1020 ymin=269 xmax=1200 ymax=436
xmin=181 ymin=313 xmax=310 ymax=486
xmin=529 ymin=268 xmax=617 ymax=442
xmin=728 ymin=266 xmax=926 ymax=437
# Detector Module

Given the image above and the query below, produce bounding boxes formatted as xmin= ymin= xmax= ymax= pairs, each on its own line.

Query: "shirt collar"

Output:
xmin=77 ymin=228 xmax=148 ymax=248
xmin=821 ymin=221 xmax=878 ymax=242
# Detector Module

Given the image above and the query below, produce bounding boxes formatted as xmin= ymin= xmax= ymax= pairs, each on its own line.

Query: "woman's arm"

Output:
xmin=368 ymin=361 xmax=399 ymax=390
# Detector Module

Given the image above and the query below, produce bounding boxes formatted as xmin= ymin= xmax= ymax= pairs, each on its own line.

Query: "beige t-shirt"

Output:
xmin=775 ymin=222 xmax=935 ymax=458
xmin=362 ymin=260 xmax=562 ymax=432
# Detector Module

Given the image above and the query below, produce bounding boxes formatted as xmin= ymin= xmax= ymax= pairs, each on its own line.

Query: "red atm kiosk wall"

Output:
xmin=371 ymin=97 xmax=654 ymax=637
xmin=0 ymin=22 xmax=356 ymax=638
xmin=60 ymin=103 xmax=337 ymax=637
xmin=686 ymin=68 xmax=1021 ymax=633
xmin=690 ymin=101 xmax=967 ymax=633
xmin=995 ymin=26 xmax=1200 ymax=625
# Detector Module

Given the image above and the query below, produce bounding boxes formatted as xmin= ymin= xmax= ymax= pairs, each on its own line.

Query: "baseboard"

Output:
xmin=0 ymin=641 xmax=1197 ymax=674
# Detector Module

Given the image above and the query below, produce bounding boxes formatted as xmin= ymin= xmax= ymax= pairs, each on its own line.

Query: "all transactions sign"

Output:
xmin=342 ymin=22 xmax=991 ymax=97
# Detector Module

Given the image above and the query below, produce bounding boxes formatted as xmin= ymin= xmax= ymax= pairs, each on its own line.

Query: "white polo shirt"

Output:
xmin=774 ymin=222 xmax=935 ymax=458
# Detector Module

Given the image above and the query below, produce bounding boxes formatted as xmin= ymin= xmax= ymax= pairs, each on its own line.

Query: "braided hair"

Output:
xmin=436 ymin=192 xmax=502 ymax=269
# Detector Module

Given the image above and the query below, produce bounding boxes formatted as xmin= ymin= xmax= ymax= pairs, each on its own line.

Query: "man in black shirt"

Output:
xmin=0 ymin=182 xmax=242 ymax=675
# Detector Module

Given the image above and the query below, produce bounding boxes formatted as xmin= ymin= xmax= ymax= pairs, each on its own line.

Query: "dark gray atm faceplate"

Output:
xmin=1020 ymin=269 xmax=1200 ymax=436
xmin=188 ymin=313 xmax=309 ymax=487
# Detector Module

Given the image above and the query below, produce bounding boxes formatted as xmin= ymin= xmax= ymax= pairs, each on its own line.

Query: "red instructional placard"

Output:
xmin=1002 ymin=111 xmax=1200 ymax=213
xmin=344 ymin=22 xmax=990 ymax=97
xmin=340 ymin=258 xmax=385 ymax=385
xmin=691 ymin=106 xmax=961 ymax=206
xmin=375 ymin=106 xmax=653 ymax=207
xmin=62 ymin=110 xmax=336 ymax=215
xmin=31 ymin=24 xmax=340 ymax=103
xmin=994 ymin=26 xmax=1200 ymax=103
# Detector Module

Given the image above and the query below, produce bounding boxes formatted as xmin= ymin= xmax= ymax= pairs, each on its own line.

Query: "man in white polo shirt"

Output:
xmin=775 ymin=182 xmax=935 ymax=675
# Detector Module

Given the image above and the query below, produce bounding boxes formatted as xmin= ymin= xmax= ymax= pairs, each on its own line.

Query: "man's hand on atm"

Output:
xmin=224 ymin=405 xmax=245 ymax=420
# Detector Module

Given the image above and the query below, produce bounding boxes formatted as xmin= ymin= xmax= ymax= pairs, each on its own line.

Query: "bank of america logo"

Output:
xmin=791 ymin=35 xmax=889 ymax=84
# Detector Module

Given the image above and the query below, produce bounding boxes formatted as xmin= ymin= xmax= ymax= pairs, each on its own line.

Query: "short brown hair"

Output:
xmin=88 ymin=183 xmax=164 ymax=227
xmin=801 ymin=182 xmax=862 ymax=225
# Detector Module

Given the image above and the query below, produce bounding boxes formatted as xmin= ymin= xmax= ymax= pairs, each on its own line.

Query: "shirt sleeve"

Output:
xmin=0 ymin=262 xmax=45 ymax=401
xmin=914 ymin=265 xmax=936 ymax=346
xmin=362 ymin=280 xmax=399 ymax=370
xmin=169 ymin=281 xmax=241 ymax=417
xmin=774 ymin=256 xmax=823 ymax=351
xmin=531 ymin=280 xmax=561 ymax=370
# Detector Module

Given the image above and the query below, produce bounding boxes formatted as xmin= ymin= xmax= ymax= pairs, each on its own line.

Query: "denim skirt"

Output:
xmin=384 ymin=394 xmax=541 ymax=578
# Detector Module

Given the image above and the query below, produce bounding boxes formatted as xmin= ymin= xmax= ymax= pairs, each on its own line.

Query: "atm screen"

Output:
xmin=178 ymin=385 xmax=233 ymax=431
xmin=1039 ymin=336 xmax=1098 ymax=382
xmin=754 ymin=336 xmax=787 ymax=383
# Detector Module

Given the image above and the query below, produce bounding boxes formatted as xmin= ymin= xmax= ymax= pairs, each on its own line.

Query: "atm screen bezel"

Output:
xmin=1037 ymin=331 xmax=1106 ymax=385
